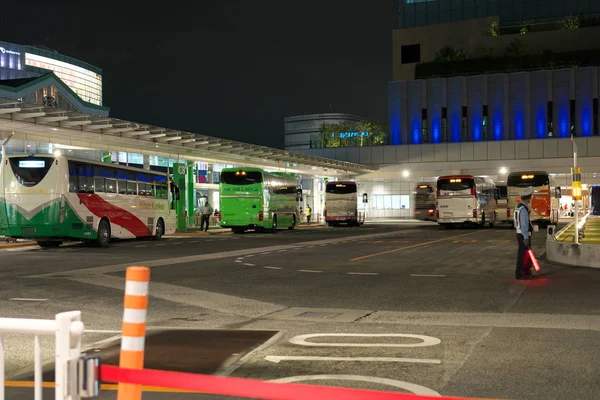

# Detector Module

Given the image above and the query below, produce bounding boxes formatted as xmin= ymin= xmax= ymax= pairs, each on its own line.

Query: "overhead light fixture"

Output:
xmin=53 ymin=150 xmax=61 ymax=157
xmin=499 ymin=167 xmax=507 ymax=174
xmin=402 ymin=170 xmax=410 ymax=178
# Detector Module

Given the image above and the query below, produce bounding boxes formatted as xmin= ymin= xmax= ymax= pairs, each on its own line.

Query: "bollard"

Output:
xmin=117 ymin=266 xmax=150 ymax=400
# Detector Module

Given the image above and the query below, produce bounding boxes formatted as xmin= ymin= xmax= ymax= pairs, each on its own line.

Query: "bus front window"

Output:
xmin=221 ymin=171 xmax=263 ymax=185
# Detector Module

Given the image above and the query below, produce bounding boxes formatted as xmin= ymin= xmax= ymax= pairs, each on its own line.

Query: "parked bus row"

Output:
xmin=414 ymin=171 xmax=561 ymax=229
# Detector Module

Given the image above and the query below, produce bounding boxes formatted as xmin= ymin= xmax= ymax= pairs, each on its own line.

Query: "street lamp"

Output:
xmin=402 ymin=170 xmax=410 ymax=178
xmin=499 ymin=167 xmax=507 ymax=175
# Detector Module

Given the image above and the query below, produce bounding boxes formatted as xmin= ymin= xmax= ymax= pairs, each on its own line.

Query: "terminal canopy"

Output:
xmin=0 ymin=98 xmax=375 ymax=177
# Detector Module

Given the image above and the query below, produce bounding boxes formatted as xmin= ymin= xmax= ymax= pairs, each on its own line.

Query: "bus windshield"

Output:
xmin=437 ymin=177 xmax=475 ymax=193
xmin=497 ymin=185 xmax=507 ymax=199
xmin=220 ymin=171 xmax=263 ymax=185
xmin=9 ymin=157 xmax=54 ymax=187
xmin=507 ymin=173 xmax=549 ymax=188
xmin=326 ymin=183 xmax=357 ymax=194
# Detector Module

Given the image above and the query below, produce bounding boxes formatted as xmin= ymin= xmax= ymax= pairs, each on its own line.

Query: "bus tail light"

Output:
xmin=507 ymin=208 xmax=510 ymax=218
xmin=428 ymin=209 xmax=434 ymax=216
xmin=473 ymin=209 xmax=477 ymax=218
xmin=471 ymin=188 xmax=477 ymax=196
xmin=258 ymin=211 xmax=264 ymax=222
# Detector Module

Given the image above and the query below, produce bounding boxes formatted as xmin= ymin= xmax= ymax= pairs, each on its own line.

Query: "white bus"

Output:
xmin=413 ymin=182 xmax=437 ymax=222
xmin=507 ymin=171 xmax=560 ymax=228
xmin=324 ymin=181 xmax=365 ymax=227
xmin=436 ymin=175 xmax=498 ymax=228
xmin=0 ymin=154 xmax=178 ymax=247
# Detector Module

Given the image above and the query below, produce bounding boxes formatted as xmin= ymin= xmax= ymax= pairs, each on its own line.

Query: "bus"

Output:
xmin=436 ymin=175 xmax=498 ymax=228
xmin=413 ymin=182 xmax=436 ymax=222
xmin=494 ymin=181 xmax=510 ymax=224
xmin=0 ymin=154 xmax=178 ymax=248
xmin=507 ymin=171 xmax=560 ymax=228
xmin=324 ymin=181 xmax=365 ymax=227
xmin=218 ymin=167 xmax=299 ymax=233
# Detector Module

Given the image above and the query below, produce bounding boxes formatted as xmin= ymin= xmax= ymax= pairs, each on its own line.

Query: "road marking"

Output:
xmin=173 ymin=242 xmax=183 ymax=245
xmin=350 ymin=231 xmax=480 ymax=262
xmin=306 ymin=246 xmax=314 ymax=248
xmin=236 ymin=257 xmax=244 ymax=260
xmin=245 ymin=255 xmax=254 ymax=258
xmin=289 ymin=333 xmax=441 ymax=348
xmin=134 ymin=245 xmax=147 ymax=248
xmin=25 ymin=230 xmax=409 ymax=278
xmin=217 ymin=331 xmax=285 ymax=376
xmin=156 ymin=243 xmax=166 ymax=246
xmin=264 ymin=356 xmax=440 ymax=364
xmin=410 ymin=274 xmax=446 ymax=277
xmin=243 ymin=263 xmax=256 ymax=267
xmin=268 ymin=375 xmax=440 ymax=396
xmin=190 ymin=240 xmax=199 ymax=243
xmin=347 ymin=272 xmax=378 ymax=276
xmin=264 ymin=266 xmax=282 ymax=270
xmin=261 ymin=252 xmax=271 ymax=255
xmin=277 ymin=250 xmax=287 ymax=252
xmin=234 ymin=259 xmax=243 ymax=263
xmin=9 ymin=298 xmax=48 ymax=302
xmin=298 ymin=269 xmax=322 ymax=273
xmin=68 ymin=274 xmax=284 ymax=318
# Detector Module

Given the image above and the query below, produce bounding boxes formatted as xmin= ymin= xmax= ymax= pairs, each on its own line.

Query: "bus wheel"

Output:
xmin=153 ymin=218 xmax=164 ymax=241
xmin=271 ymin=215 xmax=278 ymax=233
xmin=96 ymin=219 xmax=111 ymax=248
xmin=288 ymin=215 xmax=296 ymax=230
xmin=232 ymin=228 xmax=245 ymax=234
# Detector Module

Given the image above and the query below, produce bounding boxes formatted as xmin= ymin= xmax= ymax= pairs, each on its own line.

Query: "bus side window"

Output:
xmin=117 ymin=180 xmax=127 ymax=195
xmin=94 ymin=177 xmax=106 ymax=193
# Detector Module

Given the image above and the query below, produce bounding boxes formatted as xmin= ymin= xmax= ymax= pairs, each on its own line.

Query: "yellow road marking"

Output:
xmin=4 ymin=381 xmax=201 ymax=393
xmin=349 ymin=231 xmax=480 ymax=262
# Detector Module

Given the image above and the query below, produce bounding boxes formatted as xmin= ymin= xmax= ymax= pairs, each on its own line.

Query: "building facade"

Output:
xmin=284 ymin=113 xmax=368 ymax=151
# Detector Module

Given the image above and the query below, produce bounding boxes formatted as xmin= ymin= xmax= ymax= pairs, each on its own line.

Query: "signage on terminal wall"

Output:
xmin=0 ymin=47 xmax=21 ymax=56
xmin=332 ymin=131 xmax=370 ymax=139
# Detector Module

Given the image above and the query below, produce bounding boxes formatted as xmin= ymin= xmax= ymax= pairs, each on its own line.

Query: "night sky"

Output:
xmin=3 ymin=1 xmax=394 ymax=148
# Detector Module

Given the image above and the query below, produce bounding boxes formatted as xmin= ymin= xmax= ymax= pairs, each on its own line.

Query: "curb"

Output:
xmin=0 ymin=242 xmax=37 ymax=249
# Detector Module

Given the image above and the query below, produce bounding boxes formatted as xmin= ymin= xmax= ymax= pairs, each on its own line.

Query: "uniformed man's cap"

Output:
xmin=521 ymin=187 xmax=533 ymax=198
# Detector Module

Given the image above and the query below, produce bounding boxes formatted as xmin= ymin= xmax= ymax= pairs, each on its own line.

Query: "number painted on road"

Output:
xmin=268 ymin=375 xmax=441 ymax=396
xmin=289 ymin=333 xmax=441 ymax=348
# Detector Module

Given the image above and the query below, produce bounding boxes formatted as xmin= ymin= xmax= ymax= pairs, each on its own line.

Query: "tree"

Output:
xmin=505 ymin=38 xmax=524 ymax=58
xmin=563 ymin=15 xmax=580 ymax=30
xmin=318 ymin=120 xmax=388 ymax=148
xmin=434 ymin=46 xmax=466 ymax=63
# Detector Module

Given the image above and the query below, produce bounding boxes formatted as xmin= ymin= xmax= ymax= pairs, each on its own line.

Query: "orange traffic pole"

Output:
xmin=117 ymin=266 xmax=150 ymax=400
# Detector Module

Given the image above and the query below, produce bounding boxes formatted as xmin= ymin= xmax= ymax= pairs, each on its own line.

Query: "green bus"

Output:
xmin=219 ymin=167 xmax=299 ymax=234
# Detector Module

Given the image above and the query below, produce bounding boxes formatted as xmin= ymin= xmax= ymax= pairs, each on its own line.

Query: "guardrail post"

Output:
xmin=118 ymin=266 xmax=150 ymax=400
xmin=55 ymin=311 xmax=84 ymax=400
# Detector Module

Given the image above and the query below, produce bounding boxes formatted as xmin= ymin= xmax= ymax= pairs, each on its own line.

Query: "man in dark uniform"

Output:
xmin=514 ymin=187 xmax=534 ymax=280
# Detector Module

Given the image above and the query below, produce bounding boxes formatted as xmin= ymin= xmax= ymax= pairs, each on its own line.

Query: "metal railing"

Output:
xmin=0 ymin=311 xmax=94 ymax=400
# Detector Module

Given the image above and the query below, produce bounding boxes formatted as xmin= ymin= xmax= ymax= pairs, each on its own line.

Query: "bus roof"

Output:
xmin=507 ymin=171 xmax=549 ymax=176
xmin=326 ymin=181 xmax=356 ymax=185
xmin=437 ymin=175 xmax=474 ymax=180
xmin=220 ymin=167 xmax=296 ymax=181
xmin=9 ymin=154 xmax=168 ymax=177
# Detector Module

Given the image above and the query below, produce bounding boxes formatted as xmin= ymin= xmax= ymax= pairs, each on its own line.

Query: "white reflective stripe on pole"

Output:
xmin=0 ymin=332 xmax=4 ymax=400
xmin=34 ymin=335 xmax=42 ymax=400
xmin=574 ymin=140 xmax=579 ymax=245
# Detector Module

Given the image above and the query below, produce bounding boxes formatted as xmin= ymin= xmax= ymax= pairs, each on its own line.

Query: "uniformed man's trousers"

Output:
xmin=516 ymin=233 xmax=532 ymax=279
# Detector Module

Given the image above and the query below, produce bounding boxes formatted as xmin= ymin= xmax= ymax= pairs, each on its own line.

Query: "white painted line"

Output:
xmin=217 ymin=331 xmax=285 ymax=376
xmin=156 ymin=243 xmax=166 ymax=246
xmin=289 ymin=333 xmax=441 ymax=348
xmin=268 ymin=375 xmax=440 ymax=396
xmin=410 ymin=274 xmax=446 ymax=277
xmin=347 ymin=272 xmax=379 ymax=276
xmin=277 ymin=250 xmax=287 ymax=252
xmin=134 ymin=245 xmax=147 ymax=248
xmin=236 ymin=257 xmax=244 ymax=260
xmin=173 ymin=242 xmax=183 ymax=245
xmin=298 ymin=269 xmax=322 ymax=273
xmin=235 ymin=259 xmax=243 ymax=263
xmin=190 ymin=240 xmax=199 ymax=243
xmin=245 ymin=254 xmax=254 ymax=258
xmin=264 ymin=356 xmax=440 ymax=364
xmin=243 ymin=263 xmax=256 ymax=267
xmin=264 ymin=266 xmax=282 ymax=270
xmin=9 ymin=298 xmax=48 ymax=302
xmin=261 ymin=252 xmax=271 ymax=255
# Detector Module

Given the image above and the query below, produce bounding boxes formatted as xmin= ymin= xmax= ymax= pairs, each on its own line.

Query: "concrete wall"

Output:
xmin=393 ymin=18 xmax=600 ymax=81
xmin=546 ymin=238 xmax=600 ymax=269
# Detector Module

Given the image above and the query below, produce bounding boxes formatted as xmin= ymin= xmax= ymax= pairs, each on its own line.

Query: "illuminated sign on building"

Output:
xmin=332 ymin=131 xmax=370 ymax=139
xmin=0 ymin=47 xmax=20 ymax=55
xmin=25 ymin=53 xmax=102 ymax=106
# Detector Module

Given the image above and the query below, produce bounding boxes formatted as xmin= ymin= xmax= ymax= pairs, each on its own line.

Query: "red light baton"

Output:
xmin=527 ymin=249 xmax=540 ymax=271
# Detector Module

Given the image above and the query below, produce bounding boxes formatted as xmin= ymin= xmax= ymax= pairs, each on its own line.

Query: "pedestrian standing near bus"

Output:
xmin=201 ymin=201 xmax=213 ymax=232
xmin=514 ymin=187 xmax=534 ymax=280
xmin=306 ymin=205 xmax=312 ymax=225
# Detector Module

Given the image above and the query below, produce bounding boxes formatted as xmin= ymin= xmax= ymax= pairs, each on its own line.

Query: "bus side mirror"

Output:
xmin=363 ymin=193 xmax=368 ymax=203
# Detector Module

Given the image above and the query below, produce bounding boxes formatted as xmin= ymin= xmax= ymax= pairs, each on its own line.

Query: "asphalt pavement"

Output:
xmin=1 ymin=221 xmax=599 ymax=400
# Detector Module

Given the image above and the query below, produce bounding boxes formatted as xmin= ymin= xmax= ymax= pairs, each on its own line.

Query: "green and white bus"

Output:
xmin=0 ymin=154 xmax=178 ymax=247
xmin=218 ymin=167 xmax=299 ymax=234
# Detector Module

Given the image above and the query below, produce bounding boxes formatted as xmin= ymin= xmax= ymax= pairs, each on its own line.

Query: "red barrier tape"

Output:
xmin=100 ymin=365 xmax=478 ymax=400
